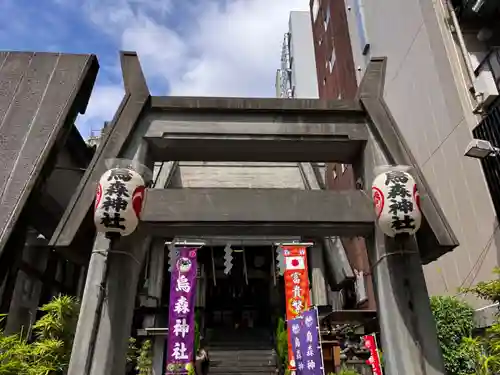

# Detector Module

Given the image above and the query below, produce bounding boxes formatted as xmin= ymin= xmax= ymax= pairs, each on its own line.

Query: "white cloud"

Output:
xmin=73 ymin=0 xmax=310 ymax=135
xmin=76 ymin=84 xmax=124 ymax=138
xmin=168 ymin=0 xmax=310 ymax=97
xmin=83 ymin=0 xmax=310 ymax=97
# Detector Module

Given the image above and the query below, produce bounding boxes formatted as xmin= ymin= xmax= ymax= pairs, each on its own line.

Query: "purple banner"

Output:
xmin=289 ymin=308 xmax=324 ymax=375
xmin=165 ymin=247 xmax=198 ymax=374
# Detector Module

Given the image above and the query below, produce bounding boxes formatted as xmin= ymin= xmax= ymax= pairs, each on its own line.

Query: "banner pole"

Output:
xmin=210 ymin=246 xmax=216 ymax=287
xmin=165 ymin=240 xmax=206 ymax=247
xmin=271 ymin=246 xmax=277 ymax=286
xmin=314 ymin=306 xmax=326 ymax=375
xmin=242 ymin=246 xmax=249 ymax=286
xmin=275 ymin=241 xmax=315 ymax=247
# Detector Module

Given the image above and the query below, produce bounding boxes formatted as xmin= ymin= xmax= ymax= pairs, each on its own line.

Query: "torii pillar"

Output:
xmin=355 ymin=58 xmax=453 ymax=375
xmin=61 ymin=53 xmax=154 ymax=375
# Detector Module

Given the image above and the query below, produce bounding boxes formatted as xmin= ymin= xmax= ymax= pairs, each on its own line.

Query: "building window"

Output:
xmin=287 ymin=32 xmax=292 ymax=55
xmin=352 ymin=0 xmax=370 ymax=55
xmin=323 ymin=77 xmax=327 ymax=86
xmin=328 ymin=45 xmax=336 ymax=73
xmin=312 ymin=0 xmax=320 ymax=22
xmin=323 ymin=4 xmax=330 ymax=31
xmin=333 ymin=169 xmax=337 ymax=179
xmin=341 ymin=164 xmax=346 ymax=174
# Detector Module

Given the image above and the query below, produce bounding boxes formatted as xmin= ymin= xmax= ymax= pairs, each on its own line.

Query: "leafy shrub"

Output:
xmin=430 ymin=295 xmax=476 ymax=375
xmin=338 ymin=366 xmax=361 ymax=375
xmin=0 ymin=295 xmax=79 ymax=375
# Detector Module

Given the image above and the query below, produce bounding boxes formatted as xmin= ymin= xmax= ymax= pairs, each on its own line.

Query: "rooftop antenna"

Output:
xmin=277 ymin=32 xmax=293 ymax=99
xmin=86 ymin=122 xmax=109 ymax=148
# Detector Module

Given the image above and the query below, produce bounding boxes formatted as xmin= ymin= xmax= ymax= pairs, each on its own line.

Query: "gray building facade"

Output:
xmin=276 ymin=11 xmax=319 ymax=99
xmin=341 ymin=0 xmax=500 ymax=309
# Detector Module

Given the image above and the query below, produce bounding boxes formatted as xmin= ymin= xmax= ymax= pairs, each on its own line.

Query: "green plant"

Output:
xmin=338 ymin=365 xmax=361 ymax=375
xmin=275 ymin=317 xmax=289 ymax=368
xmin=462 ymin=267 xmax=500 ymax=305
xmin=0 ymin=295 xmax=152 ymax=375
xmin=0 ymin=294 xmax=80 ymax=375
xmin=194 ymin=310 xmax=201 ymax=354
xmin=127 ymin=337 xmax=138 ymax=364
xmin=136 ymin=339 xmax=153 ymax=375
xmin=377 ymin=348 xmax=384 ymax=369
xmin=462 ymin=268 xmax=500 ymax=374
xmin=430 ymin=295 xmax=477 ymax=375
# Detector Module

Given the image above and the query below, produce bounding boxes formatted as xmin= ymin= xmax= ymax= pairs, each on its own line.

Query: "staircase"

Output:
xmin=206 ymin=329 xmax=278 ymax=374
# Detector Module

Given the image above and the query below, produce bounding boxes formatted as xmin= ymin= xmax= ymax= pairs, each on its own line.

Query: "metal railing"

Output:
xmin=475 ymin=47 xmax=500 ymax=94
xmin=472 ymin=104 xmax=500 ymax=217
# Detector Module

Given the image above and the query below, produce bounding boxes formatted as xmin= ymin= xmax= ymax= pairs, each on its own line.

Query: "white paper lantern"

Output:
xmin=371 ymin=169 xmax=421 ymax=237
xmin=94 ymin=167 xmax=146 ymax=236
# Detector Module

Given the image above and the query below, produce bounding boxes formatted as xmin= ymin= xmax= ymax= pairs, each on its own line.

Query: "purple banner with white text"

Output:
xmin=289 ymin=308 xmax=324 ymax=375
xmin=165 ymin=247 xmax=198 ymax=374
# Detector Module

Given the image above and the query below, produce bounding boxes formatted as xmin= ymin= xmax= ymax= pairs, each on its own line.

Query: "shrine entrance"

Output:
xmin=43 ymin=52 xmax=457 ymax=375
xmin=204 ymin=245 xmax=276 ymax=332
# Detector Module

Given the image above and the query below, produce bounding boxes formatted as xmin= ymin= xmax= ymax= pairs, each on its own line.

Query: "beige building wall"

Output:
xmin=344 ymin=0 xmax=500 ymax=307
xmin=172 ymin=162 xmax=307 ymax=189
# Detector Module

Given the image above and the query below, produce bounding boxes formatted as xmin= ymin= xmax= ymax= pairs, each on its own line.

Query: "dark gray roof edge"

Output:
xmin=150 ymin=96 xmax=364 ymax=114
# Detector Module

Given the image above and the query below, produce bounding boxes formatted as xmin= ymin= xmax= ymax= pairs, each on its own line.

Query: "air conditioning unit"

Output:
xmin=473 ymin=68 xmax=499 ymax=109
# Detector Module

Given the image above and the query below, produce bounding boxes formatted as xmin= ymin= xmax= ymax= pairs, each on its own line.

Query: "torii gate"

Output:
xmin=49 ymin=52 xmax=457 ymax=375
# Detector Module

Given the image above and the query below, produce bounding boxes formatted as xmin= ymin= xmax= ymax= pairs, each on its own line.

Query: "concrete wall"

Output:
xmin=344 ymin=0 xmax=500 ymax=306
xmin=289 ymin=11 xmax=320 ymax=99
xmin=171 ymin=162 xmax=306 ymax=189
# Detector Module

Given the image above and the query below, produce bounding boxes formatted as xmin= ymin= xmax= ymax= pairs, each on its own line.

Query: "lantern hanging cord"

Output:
xmin=369 ymin=250 xmax=418 ymax=275
xmin=92 ymin=249 xmax=141 ymax=265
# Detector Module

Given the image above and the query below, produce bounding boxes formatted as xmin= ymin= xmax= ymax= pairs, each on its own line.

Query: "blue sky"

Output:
xmin=0 ymin=0 xmax=308 ymax=138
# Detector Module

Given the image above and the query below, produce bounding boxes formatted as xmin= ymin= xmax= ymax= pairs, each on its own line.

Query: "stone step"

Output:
xmin=209 ymin=357 xmax=275 ymax=365
xmin=208 ymin=339 xmax=272 ymax=346
xmin=211 ymin=362 xmax=275 ymax=369
xmin=208 ymin=348 xmax=277 ymax=374
xmin=209 ymin=344 xmax=273 ymax=351
xmin=209 ymin=349 xmax=275 ymax=358
xmin=209 ymin=370 xmax=277 ymax=374
xmin=206 ymin=329 xmax=277 ymax=374
xmin=209 ymin=371 xmax=277 ymax=375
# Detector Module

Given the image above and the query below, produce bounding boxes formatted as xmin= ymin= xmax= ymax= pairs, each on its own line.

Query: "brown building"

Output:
xmin=310 ymin=0 xmax=376 ymax=311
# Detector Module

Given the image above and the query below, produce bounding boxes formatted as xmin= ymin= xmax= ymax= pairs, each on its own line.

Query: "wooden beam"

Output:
xmin=140 ymin=188 xmax=374 ymax=237
xmin=49 ymin=51 xmax=150 ymax=247
xmin=151 ymin=96 xmax=364 ymax=114
xmin=144 ymin=114 xmax=367 ymax=163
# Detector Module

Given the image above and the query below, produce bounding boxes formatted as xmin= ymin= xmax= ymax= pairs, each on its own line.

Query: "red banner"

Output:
xmin=283 ymin=245 xmax=310 ymax=370
xmin=363 ymin=334 xmax=383 ymax=375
